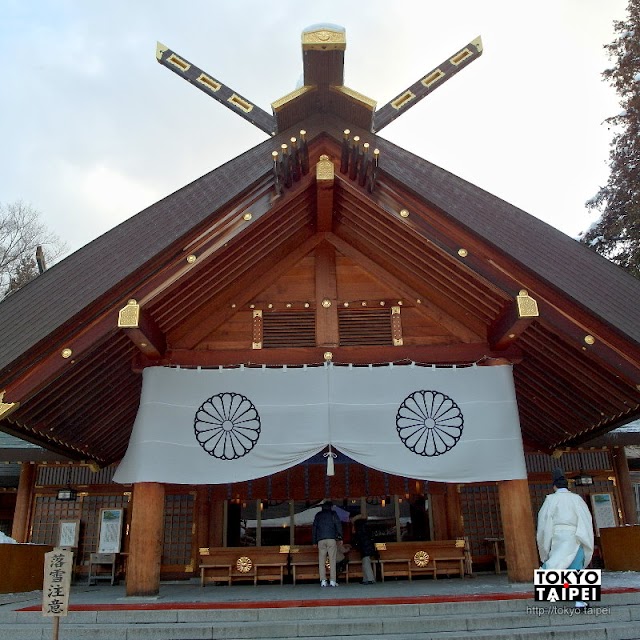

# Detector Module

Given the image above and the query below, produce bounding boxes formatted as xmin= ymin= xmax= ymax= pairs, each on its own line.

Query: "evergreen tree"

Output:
xmin=581 ymin=1 xmax=640 ymax=277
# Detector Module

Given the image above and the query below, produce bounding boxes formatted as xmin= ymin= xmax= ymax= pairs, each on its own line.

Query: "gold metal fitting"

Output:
xmin=186 ymin=255 xmax=197 ymax=264
xmin=324 ymin=351 xmax=333 ymax=361
xmin=118 ymin=299 xmax=140 ymax=328
xmin=584 ymin=335 xmax=596 ymax=345
xmin=458 ymin=248 xmax=468 ymax=257
xmin=61 ymin=348 xmax=73 ymax=359
xmin=243 ymin=212 xmax=252 ymax=221
xmin=516 ymin=290 xmax=539 ymax=318
xmin=400 ymin=209 xmax=410 ymax=218
xmin=321 ymin=298 xmax=332 ymax=308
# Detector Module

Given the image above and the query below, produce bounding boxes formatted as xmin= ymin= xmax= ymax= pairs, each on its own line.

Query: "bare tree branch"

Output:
xmin=0 ymin=200 xmax=67 ymax=297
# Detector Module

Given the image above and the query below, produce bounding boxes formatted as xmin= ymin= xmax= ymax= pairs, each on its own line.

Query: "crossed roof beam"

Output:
xmin=156 ymin=28 xmax=483 ymax=135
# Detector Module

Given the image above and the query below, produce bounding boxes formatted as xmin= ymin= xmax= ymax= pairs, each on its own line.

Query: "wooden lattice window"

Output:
xmin=31 ymin=493 xmax=129 ymax=567
xmin=338 ymin=308 xmax=393 ymax=346
xmin=31 ymin=495 xmax=82 ymax=546
xmin=460 ymin=484 xmax=502 ymax=557
xmin=162 ymin=493 xmax=195 ymax=567
xmin=262 ymin=312 xmax=316 ymax=348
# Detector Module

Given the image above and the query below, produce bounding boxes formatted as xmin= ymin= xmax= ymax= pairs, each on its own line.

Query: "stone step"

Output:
xmin=1 ymin=597 xmax=639 ymax=640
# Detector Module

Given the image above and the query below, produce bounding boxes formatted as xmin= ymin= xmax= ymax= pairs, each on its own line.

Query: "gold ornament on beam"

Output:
xmin=0 ymin=391 xmax=19 ymax=420
xmin=316 ymin=155 xmax=335 ymax=182
xmin=516 ymin=290 xmax=539 ymax=318
xmin=118 ymin=299 xmax=140 ymax=328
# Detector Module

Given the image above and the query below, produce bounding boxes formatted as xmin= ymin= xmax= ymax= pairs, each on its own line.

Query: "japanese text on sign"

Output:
xmin=42 ymin=548 xmax=73 ymax=617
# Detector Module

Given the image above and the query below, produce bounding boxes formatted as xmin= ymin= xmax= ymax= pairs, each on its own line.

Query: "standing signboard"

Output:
xmin=42 ymin=548 xmax=73 ymax=640
xmin=98 ymin=508 xmax=124 ymax=554
xmin=590 ymin=493 xmax=617 ymax=535
xmin=58 ymin=519 xmax=80 ymax=548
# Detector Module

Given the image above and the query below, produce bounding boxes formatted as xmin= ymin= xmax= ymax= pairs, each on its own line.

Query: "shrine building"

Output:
xmin=1 ymin=25 xmax=639 ymax=596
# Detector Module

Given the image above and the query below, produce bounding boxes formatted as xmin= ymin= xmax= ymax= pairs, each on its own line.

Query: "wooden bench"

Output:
xmin=343 ymin=554 xmax=379 ymax=584
xmin=199 ymin=546 xmax=288 ymax=586
xmin=289 ymin=545 xmax=321 ymax=585
xmin=376 ymin=539 xmax=469 ymax=581
xmin=289 ymin=544 xmax=371 ymax=584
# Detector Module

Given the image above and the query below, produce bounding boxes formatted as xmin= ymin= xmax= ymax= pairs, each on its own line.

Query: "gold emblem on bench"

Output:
xmin=236 ymin=556 xmax=253 ymax=573
xmin=413 ymin=551 xmax=430 ymax=567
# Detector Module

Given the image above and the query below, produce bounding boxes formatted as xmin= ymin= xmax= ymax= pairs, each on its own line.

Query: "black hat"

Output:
xmin=552 ymin=468 xmax=568 ymax=489
xmin=321 ymin=499 xmax=333 ymax=509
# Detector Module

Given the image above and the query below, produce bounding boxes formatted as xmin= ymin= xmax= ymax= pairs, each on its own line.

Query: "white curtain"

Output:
xmin=113 ymin=363 xmax=526 ymax=485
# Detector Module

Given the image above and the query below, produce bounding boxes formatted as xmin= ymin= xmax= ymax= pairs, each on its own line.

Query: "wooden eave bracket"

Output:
xmin=0 ymin=391 xmax=20 ymax=420
xmin=488 ymin=290 xmax=539 ymax=350
xmin=117 ymin=300 xmax=166 ymax=359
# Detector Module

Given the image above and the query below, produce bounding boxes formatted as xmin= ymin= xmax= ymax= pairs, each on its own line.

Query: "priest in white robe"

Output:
xmin=536 ymin=468 xmax=595 ymax=609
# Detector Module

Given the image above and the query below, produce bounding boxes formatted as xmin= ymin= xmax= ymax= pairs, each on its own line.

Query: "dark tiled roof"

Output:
xmin=378 ymin=139 xmax=640 ymax=344
xmin=0 ymin=134 xmax=276 ymax=375
xmin=1 ymin=123 xmax=639 ymax=382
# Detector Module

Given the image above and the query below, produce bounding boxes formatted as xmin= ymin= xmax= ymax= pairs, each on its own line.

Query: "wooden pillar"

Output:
xmin=11 ymin=462 xmax=36 ymax=543
xmin=195 ymin=487 xmax=211 ymax=550
xmin=612 ymin=446 xmax=637 ymax=525
xmin=126 ymin=482 xmax=164 ymax=597
xmin=428 ymin=482 xmax=449 ymax=539
xmin=498 ymin=479 xmax=539 ymax=582
xmin=445 ymin=484 xmax=464 ymax=538
xmin=209 ymin=500 xmax=224 ymax=547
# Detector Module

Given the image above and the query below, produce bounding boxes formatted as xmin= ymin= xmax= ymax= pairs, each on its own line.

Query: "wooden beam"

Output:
xmin=373 ymin=37 xmax=483 ymax=132
xmin=117 ymin=301 xmax=166 ymax=358
xmin=134 ymin=343 xmax=523 ymax=370
xmin=373 ymin=178 xmax=640 ymax=388
xmin=488 ymin=292 xmax=539 ymax=350
xmin=174 ymin=232 xmax=323 ymax=349
xmin=156 ymin=43 xmax=276 ymax=135
xmin=0 ymin=448 xmax=72 ymax=463
xmin=315 ymin=242 xmax=339 ymax=347
xmin=2 ymin=311 xmax=118 ymax=405
xmin=326 ymin=232 xmax=482 ymax=343
xmin=316 ymin=155 xmax=335 ymax=232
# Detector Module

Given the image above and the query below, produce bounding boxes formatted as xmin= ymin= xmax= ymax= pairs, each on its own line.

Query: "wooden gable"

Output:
xmin=1 ymin=29 xmax=640 ymax=467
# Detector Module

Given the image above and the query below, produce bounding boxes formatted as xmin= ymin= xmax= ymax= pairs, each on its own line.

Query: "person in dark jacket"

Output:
xmin=312 ymin=500 xmax=343 ymax=587
xmin=351 ymin=514 xmax=377 ymax=584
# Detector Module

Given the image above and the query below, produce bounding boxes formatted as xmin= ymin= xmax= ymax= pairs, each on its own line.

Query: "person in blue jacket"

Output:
xmin=312 ymin=500 xmax=343 ymax=587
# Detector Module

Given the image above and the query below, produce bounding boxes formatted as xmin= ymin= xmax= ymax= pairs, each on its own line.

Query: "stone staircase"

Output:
xmin=1 ymin=591 xmax=639 ymax=639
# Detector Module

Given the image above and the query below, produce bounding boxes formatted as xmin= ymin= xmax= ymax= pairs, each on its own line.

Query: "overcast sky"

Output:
xmin=0 ymin=0 xmax=629 ymax=258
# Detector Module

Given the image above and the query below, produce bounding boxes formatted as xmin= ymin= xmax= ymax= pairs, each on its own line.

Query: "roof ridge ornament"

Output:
xmin=156 ymin=29 xmax=481 ymax=135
